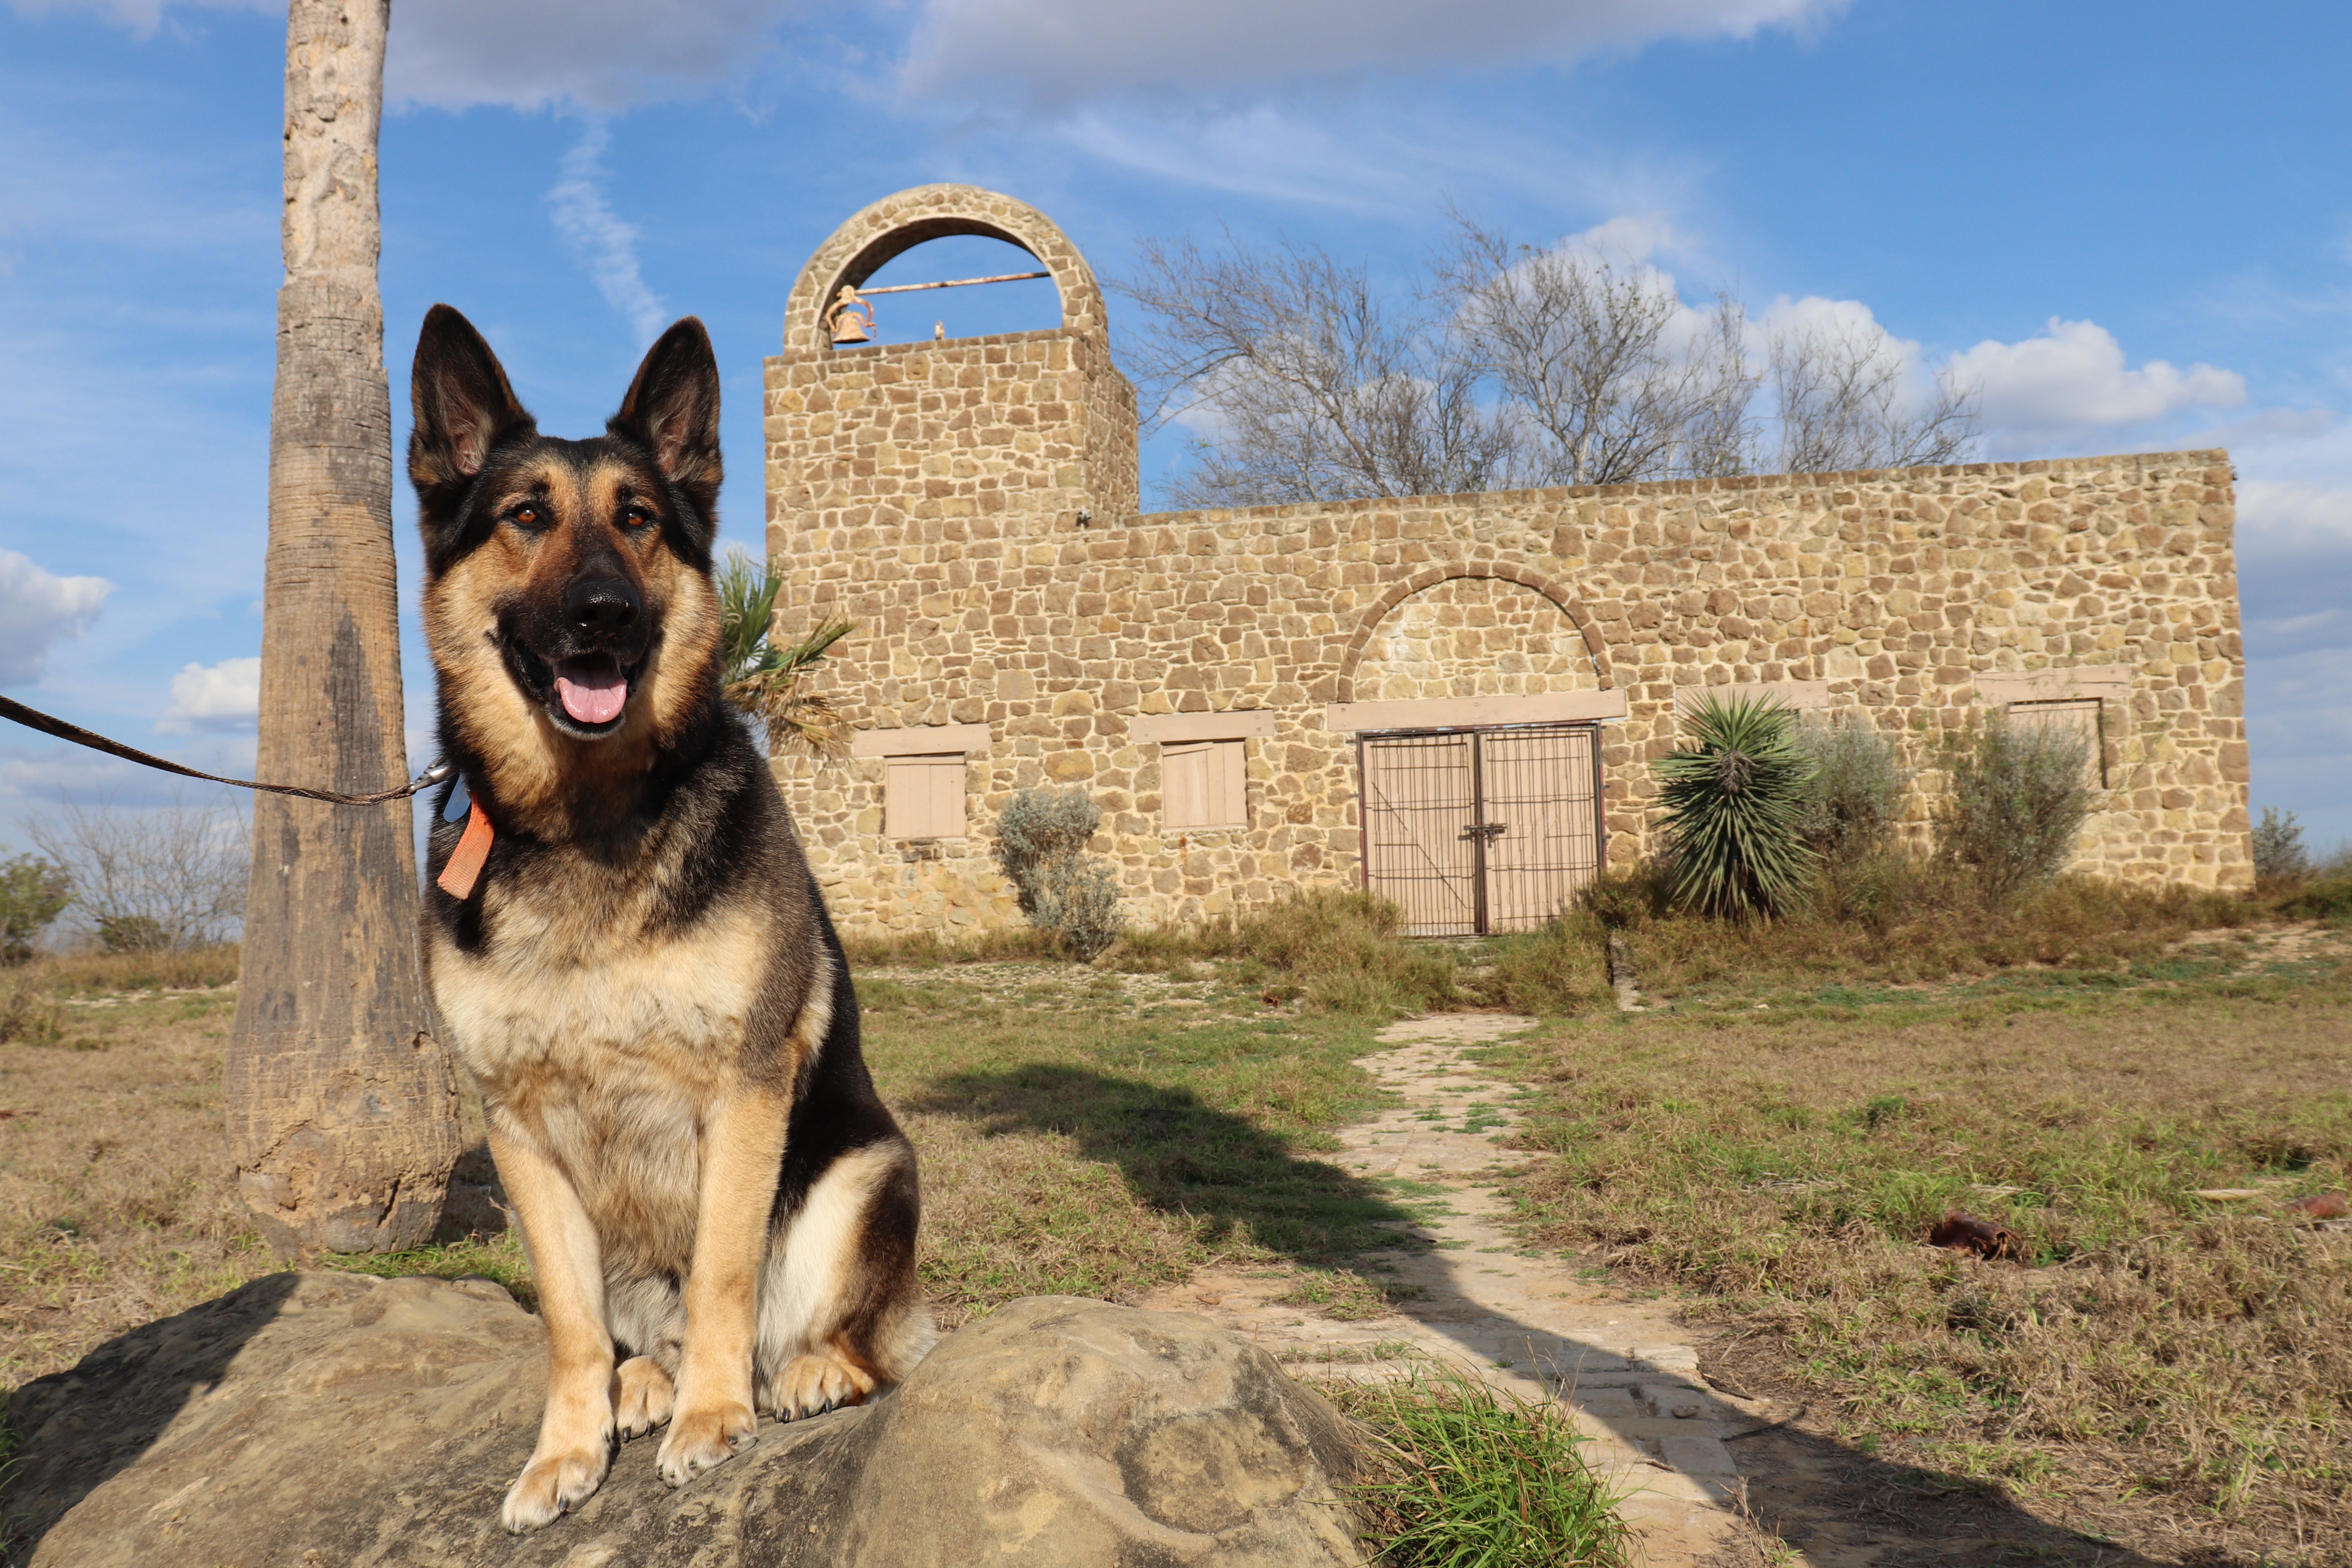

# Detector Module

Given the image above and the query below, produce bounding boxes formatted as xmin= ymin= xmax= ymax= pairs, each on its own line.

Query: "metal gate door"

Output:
xmin=1359 ymin=725 xmax=1602 ymax=936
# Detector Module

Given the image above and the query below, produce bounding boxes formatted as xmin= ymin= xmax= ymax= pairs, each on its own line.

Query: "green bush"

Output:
xmin=1934 ymin=715 xmax=2092 ymax=909
xmin=2252 ymin=805 xmax=2310 ymax=883
xmin=992 ymin=787 xmax=1124 ymax=960
xmin=1655 ymin=694 xmax=1818 ymax=921
xmin=1795 ymin=717 xmax=1906 ymax=868
xmin=97 ymin=913 xmax=172 ymax=953
xmin=2280 ymin=876 xmax=2352 ymax=923
xmin=0 ymin=852 xmax=71 ymax=965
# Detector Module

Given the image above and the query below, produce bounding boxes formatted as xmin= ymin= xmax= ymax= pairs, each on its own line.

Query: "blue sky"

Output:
xmin=3 ymin=0 xmax=2348 ymax=851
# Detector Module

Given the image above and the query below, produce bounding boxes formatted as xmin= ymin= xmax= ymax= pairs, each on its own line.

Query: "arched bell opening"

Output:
xmin=826 ymin=233 xmax=1063 ymax=350
xmin=780 ymin=186 xmax=1110 ymax=359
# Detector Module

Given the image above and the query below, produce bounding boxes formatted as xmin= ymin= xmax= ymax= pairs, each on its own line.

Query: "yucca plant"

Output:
xmin=1655 ymin=692 xmax=1818 ymax=920
xmin=716 ymin=550 xmax=854 ymax=757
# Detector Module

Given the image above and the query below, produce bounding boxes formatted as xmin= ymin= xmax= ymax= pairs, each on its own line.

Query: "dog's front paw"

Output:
xmin=656 ymin=1400 xmax=756 ymax=1488
xmin=614 ymin=1355 xmax=676 ymax=1439
xmin=501 ymin=1443 xmax=611 ymax=1533
xmin=772 ymin=1352 xmax=877 ymax=1421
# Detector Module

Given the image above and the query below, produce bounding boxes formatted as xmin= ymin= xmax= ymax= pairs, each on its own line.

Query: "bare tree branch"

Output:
xmin=1437 ymin=214 xmax=1759 ymax=486
xmin=1116 ymin=232 xmax=1518 ymax=507
xmin=29 ymin=790 xmax=249 ymax=951
xmin=1770 ymin=320 xmax=1980 ymax=474
xmin=1116 ymin=210 xmax=1976 ymax=508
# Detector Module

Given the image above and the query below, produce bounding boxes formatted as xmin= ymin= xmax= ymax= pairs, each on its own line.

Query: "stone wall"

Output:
xmin=765 ymin=187 xmax=2250 ymax=938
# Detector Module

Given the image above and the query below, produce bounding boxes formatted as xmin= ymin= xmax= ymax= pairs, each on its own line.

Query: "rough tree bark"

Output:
xmin=226 ymin=0 xmax=460 ymax=1254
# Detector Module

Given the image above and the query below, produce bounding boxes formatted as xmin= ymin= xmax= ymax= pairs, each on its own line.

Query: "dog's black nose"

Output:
xmin=564 ymin=576 xmax=640 ymax=640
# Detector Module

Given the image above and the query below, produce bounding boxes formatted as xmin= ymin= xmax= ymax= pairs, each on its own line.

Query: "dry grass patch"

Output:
xmin=0 ymin=971 xmax=270 ymax=1390
xmin=1117 ymin=889 xmax=1467 ymax=1016
xmin=1498 ymin=959 xmax=2352 ymax=1560
xmin=1498 ymin=865 xmax=2266 ymax=1016
xmin=7 ymin=945 xmax=241 ymax=998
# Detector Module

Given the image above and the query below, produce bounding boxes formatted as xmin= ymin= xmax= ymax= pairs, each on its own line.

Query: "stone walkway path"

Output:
xmin=1141 ymin=1013 xmax=1783 ymax=1566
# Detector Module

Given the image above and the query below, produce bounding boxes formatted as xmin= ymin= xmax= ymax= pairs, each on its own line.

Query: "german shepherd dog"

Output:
xmin=408 ymin=305 xmax=931 ymax=1533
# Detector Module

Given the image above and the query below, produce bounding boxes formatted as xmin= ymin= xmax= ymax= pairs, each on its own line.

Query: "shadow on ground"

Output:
xmin=917 ymin=1063 xmax=2178 ymax=1568
xmin=2 ymin=1272 xmax=300 ymax=1563
xmin=908 ymin=1063 xmax=1418 ymax=1263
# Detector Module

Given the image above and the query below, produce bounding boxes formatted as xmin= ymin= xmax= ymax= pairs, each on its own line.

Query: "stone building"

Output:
xmin=763 ymin=185 xmax=2252 ymax=938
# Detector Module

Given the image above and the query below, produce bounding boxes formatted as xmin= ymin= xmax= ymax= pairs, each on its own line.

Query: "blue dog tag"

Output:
xmin=443 ymin=777 xmax=472 ymax=823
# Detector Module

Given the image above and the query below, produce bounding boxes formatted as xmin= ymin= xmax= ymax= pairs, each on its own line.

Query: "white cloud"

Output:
xmin=548 ymin=122 xmax=667 ymax=345
xmin=4 ymin=0 xmax=267 ymax=37
xmin=2237 ymin=480 xmax=2352 ymax=545
xmin=1566 ymin=213 xmax=1700 ymax=268
xmin=1761 ymin=293 xmax=1899 ymax=343
xmin=386 ymin=0 xmax=801 ymax=111
xmin=158 ymin=655 xmax=260 ymax=734
xmin=8 ymin=0 xmax=798 ymax=112
xmin=0 ymin=549 xmax=110 ymax=685
xmin=1061 ymin=107 xmax=1413 ymax=211
xmin=902 ymin=0 xmax=1846 ymax=109
xmin=1948 ymin=317 xmax=2245 ymax=445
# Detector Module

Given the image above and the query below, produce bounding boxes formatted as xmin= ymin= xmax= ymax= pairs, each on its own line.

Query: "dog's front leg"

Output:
xmin=490 ymin=1126 xmax=617 ymax=1532
xmin=657 ymin=1083 xmax=791 ymax=1487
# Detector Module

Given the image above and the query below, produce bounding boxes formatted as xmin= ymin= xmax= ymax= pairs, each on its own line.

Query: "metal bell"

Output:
xmin=827 ymin=285 xmax=874 ymax=347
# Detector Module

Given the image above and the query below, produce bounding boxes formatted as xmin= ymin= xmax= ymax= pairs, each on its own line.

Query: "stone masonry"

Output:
xmin=765 ymin=186 xmax=2251 ymax=937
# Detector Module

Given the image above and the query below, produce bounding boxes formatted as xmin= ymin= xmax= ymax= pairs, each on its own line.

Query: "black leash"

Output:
xmin=0 ymin=692 xmax=452 ymax=807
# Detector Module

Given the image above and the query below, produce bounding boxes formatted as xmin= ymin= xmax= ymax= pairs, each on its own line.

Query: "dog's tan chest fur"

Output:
xmin=430 ymin=885 xmax=775 ymax=1277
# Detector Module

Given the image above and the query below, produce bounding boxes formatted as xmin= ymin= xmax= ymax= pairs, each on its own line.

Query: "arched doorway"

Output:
xmin=1349 ymin=576 xmax=1608 ymax=936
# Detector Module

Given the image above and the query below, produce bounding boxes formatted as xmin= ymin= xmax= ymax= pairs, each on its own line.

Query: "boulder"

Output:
xmin=6 ymin=1274 xmax=1366 ymax=1567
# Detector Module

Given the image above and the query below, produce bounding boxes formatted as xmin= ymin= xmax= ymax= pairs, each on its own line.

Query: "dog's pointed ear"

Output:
xmin=611 ymin=317 xmax=722 ymax=518
xmin=409 ymin=304 xmax=533 ymax=499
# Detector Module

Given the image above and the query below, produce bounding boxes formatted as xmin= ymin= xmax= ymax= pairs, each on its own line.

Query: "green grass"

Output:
xmin=1329 ymin=1365 xmax=1630 ymax=1567
xmin=319 ymin=1231 xmax=536 ymax=1309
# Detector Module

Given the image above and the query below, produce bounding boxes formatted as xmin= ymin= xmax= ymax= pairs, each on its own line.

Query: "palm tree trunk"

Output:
xmin=226 ymin=0 xmax=459 ymax=1255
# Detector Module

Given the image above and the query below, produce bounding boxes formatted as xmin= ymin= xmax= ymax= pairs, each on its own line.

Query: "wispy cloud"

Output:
xmin=902 ymin=0 xmax=1847 ymax=112
xmin=14 ymin=0 xmax=802 ymax=111
xmin=5 ymin=0 xmax=269 ymax=39
xmin=387 ymin=0 xmax=803 ymax=111
xmin=547 ymin=121 xmax=666 ymax=345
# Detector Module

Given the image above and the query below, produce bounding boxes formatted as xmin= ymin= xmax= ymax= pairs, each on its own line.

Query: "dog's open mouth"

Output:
xmin=552 ymin=654 xmax=629 ymax=727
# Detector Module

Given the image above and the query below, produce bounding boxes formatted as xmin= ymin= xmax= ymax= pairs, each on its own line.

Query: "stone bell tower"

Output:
xmin=763 ymin=185 xmax=1141 ymax=924
xmin=765 ymin=182 xmax=1137 ymax=583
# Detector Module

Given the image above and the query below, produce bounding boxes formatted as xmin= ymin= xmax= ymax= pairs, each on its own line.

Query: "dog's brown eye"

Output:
xmin=623 ymin=508 xmax=652 ymax=530
xmin=512 ymin=505 xmax=542 ymax=527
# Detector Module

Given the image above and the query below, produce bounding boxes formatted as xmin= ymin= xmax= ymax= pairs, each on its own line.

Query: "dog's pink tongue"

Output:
xmin=554 ymin=659 xmax=628 ymax=725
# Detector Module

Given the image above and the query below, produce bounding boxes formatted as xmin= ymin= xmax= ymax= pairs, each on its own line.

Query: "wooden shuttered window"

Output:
xmin=884 ymin=754 xmax=968 ymax=838
xmin=1162 ymin=739 xmax=1248 ymax=830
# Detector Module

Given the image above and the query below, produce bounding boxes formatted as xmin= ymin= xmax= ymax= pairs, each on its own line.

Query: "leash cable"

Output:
xmin=0 ymin=693 xmax=451 ymax=807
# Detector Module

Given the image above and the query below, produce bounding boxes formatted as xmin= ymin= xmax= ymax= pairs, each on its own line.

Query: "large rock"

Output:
xmin=6 ymin=1274 xmax=1366 ymax=1566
